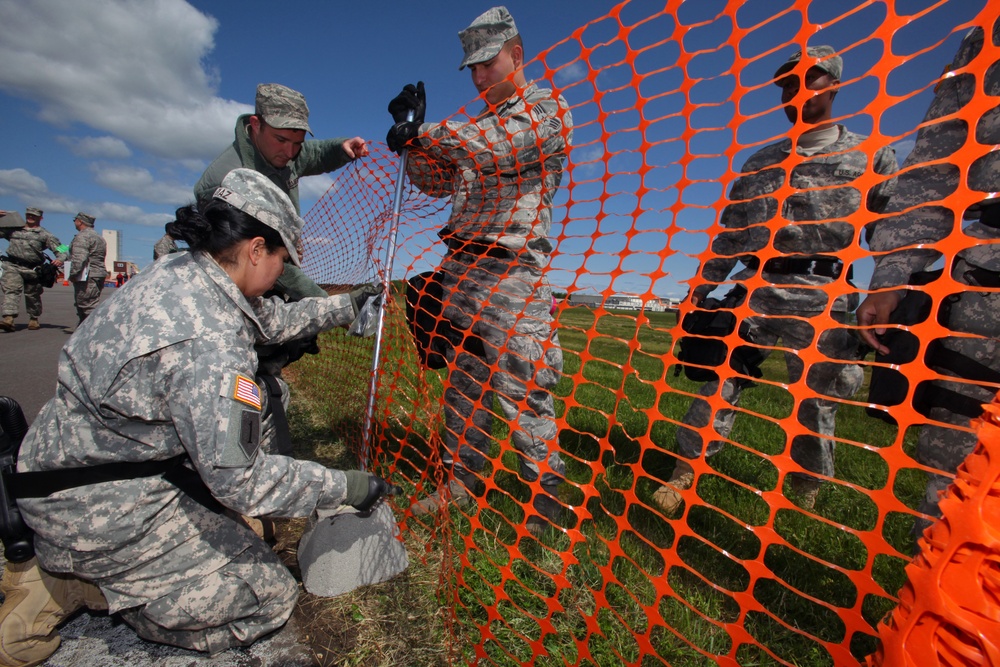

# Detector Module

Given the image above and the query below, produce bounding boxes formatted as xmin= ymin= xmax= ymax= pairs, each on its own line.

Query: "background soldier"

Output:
xmin=65 ymin=212 xmax=107 ymax=334
xmin=858 ymin=19 xmax=1000 ymax=529
xmin=0 ymin=207 xmax=66 ymax=332
xmin=152 ymin=224 xmax=179 ymax=260
xmin=388 ymin=6 xmax=574 ymax=535
xmin=654 ymin=46 xmax=899 ymax=514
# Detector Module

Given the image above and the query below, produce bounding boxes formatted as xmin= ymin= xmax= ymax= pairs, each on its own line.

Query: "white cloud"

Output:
xmin=0 ymin=0 xmax=250 ymax=161
xmin=90 ymin=164 xmax=193 ymax=205
xmin=58 ymin=135 xmax=132 ymax=159
xmin=299 ymin=175 xmax=336 ymax=202
xmin=892 ymin=138 xmax=916 ymax=165
xmin=0 ymin=168 xmax=47 ymax=197
xmin=0 ymin=167 xmax=171 ymax=228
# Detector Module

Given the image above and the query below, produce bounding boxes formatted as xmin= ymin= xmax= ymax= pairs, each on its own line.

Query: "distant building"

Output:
xmin=102 ymin=229 xmax=122 ymax=275
xmin=567 ymin=292 xmax=677 ymax=312
xmin=568 ymin=293 xmax=603 ymax=308
xmin=605 ymin=295 xmax=643 ymax=311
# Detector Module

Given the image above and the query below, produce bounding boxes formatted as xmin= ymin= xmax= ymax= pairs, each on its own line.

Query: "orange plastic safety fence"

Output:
xmin=298 ymin=1 xmax=1000 ymax=665
xmin=867 ymin=398 xmax=1000 ymax=666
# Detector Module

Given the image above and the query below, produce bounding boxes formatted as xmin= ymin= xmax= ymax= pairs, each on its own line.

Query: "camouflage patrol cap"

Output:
xmin=458 ymin=6 xmax=519 ymax=70
xmin=25 ymin=207 xmax=42 ymax=218
xmin=255 ymin=83 xmax=312 ymax=135
xmin=75 ymin=212 xmax=96 ymax=226
xmin=774 ymin=45 xmax=843 ymax=83
xmin=213 ymin=168 xmax=304 ymax=267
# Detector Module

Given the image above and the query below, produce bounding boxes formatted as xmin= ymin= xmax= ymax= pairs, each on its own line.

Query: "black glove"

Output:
xmin=388 ymin=81 xmax=426 ymax=124
xmin=386 ymin=121 xmax=420 ymax=155
xmin=348 ymin=282 xmax=384 ymax=318
xmin=344 ymin=470 xmax=402 ymax=512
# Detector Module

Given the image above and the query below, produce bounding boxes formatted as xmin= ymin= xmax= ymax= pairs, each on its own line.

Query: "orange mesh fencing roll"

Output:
xmin=868 ymin=398 xmax=1000 ymax=666
xmin=295 ymin=1 xmax=1000 ymax=664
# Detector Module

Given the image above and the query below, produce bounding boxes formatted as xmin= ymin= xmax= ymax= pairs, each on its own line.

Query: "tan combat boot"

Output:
xmin=0 ymin=558 xmax=107 ymax=667
xmin=650 ymin=460 xmax=696 ymax=516
xmin=26 ymin=320 xmax=39 ymax=331
xmin=0 ymin=317 xmax=13 ymax=333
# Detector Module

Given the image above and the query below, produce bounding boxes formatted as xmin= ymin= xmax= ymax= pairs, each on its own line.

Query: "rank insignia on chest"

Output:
xmin=232 ymin=375 xmax=261 ymax=410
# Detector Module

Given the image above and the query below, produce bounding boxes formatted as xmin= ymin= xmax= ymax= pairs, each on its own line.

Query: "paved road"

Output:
xmin=0 ymin=283 xmax=85 ymax=423
xmin=0 ymin=283 xmax=313 ymax=666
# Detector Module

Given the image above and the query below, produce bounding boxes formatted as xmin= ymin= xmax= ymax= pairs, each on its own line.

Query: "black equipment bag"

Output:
xmin=35 ymin=261 xmax=59 ymax=288
xmin=675 ymin=285 xmax=766 ymax=383
xmin=0 ymin=397 xmax=34 ymax=562
xmin=405 ymin=271 xmax=486 ymax=370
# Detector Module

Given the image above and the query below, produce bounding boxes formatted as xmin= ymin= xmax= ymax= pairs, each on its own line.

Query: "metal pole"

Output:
xmin=362 ymin=112 xmax=414 ymax=467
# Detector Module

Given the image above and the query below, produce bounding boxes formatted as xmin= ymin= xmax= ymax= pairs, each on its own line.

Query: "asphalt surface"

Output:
xmin=0 ymin=283 xmax=315 ymax=666
xmin=0 ymin=282 xmax=83 ymax=423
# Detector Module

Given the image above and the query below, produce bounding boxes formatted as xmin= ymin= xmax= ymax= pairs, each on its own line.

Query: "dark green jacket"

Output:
xmin=194 ymin=114 xmax=354 ymax=299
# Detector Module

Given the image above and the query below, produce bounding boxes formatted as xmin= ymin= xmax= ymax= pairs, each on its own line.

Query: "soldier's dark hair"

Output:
xmin=167 ymin=198 xmax=285 ymax=267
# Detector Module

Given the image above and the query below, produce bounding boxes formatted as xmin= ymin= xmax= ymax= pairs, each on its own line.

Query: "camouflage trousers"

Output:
xmin=437 ymin=249 xmax=566 ymax=519
xmin=677 ymin=309 xmax=863 ymax=482
xmin=34 ymin=494 xmax=297 ymax=655
xmin=915 ymin=270 xmax=1000 ymax=519
xmin=1 ymin=262 xmax=43 ymax=318
xmin=73 ymin=274 xmax=105 ymax=321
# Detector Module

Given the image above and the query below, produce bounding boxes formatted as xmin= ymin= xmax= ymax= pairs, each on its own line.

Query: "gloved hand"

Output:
xmin=348 ymin=282 xmax=384 ymax=318
xmin=388 ymin=81 xmax=426 ymax=124
xmin=386 ymin=121 xmax=420 ymax=155
xmin=344 ymin=470 xmax=402 ymax=512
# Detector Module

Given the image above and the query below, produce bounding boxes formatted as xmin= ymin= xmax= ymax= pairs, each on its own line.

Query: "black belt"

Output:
xmin=7 ymin=454 xmax=219 ymax=512
xmin=763 ymin=256 xmax=843 ymax=279
xmin=445 ymin=237 xmax=515 ymax=260
xmin=1 ymin=256 xmax=41 ymax=269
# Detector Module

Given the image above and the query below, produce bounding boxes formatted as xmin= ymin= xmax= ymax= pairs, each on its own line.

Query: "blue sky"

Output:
xmin=0 ymin=0 xmax=990 ymax=297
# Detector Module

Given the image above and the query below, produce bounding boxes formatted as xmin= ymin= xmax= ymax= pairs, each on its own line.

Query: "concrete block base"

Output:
xmin=297 ymin=502 xmax=409 ymax=597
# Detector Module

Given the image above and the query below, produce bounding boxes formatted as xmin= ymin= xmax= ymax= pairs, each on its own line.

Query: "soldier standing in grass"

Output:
xmin=386 ymin=6 xmax=574 ymax=535
xmin=64 ymin=212 xmax=107 ymax=334
xmin=0 ymin=207 xmax=66 ymax=332
xmin=654 ymin=45 xmax=898 ymax=514
xmin=858 ymin=19 xmax=1000 ymax=528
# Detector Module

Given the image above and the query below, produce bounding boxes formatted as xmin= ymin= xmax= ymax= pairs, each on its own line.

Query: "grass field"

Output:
xmin=284 ymin=301 xmax=925 ymax=666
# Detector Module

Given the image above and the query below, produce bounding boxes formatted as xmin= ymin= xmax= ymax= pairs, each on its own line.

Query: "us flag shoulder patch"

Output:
xmin=232 ymin=375 xmax=261 ymax=410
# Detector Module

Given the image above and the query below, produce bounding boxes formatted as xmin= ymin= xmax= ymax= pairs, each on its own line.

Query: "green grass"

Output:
xmin=287 ymin=302 xmax=925 ymax=666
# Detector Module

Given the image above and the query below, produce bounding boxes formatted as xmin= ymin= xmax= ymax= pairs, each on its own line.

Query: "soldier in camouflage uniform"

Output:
xmin=0 ymin=207 xmax=66 ymax=332
xmin=64 ymin=212 xmax=107 ymax=334
xmin=195 ymin=82 xmax=368 ymax=301
xmin=152 ymin=225 xmax=179 ymax=260
xmin=654 ymin=46 xmax=898 ymax=515
xmin=0 ymin=170 xmax=387 ymax=665
xmin=197 ymin=83 xmax=370 ymax=457
xmin=858 ymin=18 xmax=1000 ymax=525
xmin=387 ymin=6 xmax=573 ymax=532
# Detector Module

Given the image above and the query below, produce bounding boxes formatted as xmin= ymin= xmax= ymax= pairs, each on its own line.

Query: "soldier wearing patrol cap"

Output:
xmin=0 ymin=207 xmax=66 ymax=332
xmin=64 ymin=212 xmax=107 ymax=334
xmin=653 ymin=44 xmax=899 ymax=515
xmin=195 ymin=81 xmax=369 ymax=303
xmin=858 ymin=18 xmax=1000 ymax=532
xmin=386 ymin=6 xmax=575 ymax=537
xmin=0 ymin=169 xmax=387 ymax=664
xmin=196 ymin=83 xmax=371 ymax=457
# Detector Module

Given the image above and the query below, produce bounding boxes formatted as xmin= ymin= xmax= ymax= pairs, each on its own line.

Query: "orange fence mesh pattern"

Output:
xmin=298 ymin=1 xmax=1000 ymax=664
